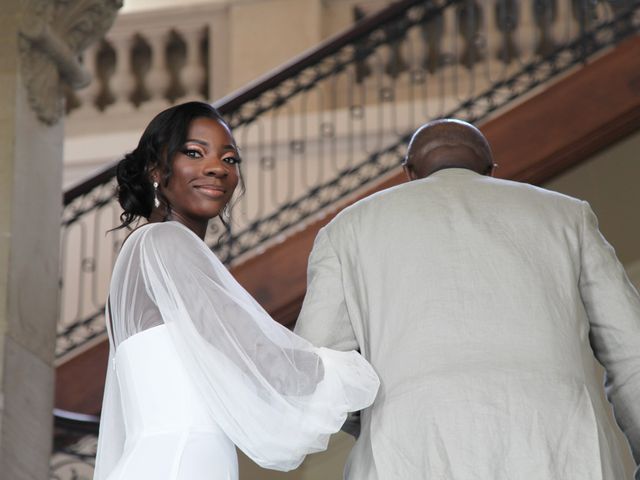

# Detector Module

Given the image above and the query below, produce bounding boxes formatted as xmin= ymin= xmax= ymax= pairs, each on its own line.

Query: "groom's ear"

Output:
xmin=403 ymin=163 xmax=417 ymax=181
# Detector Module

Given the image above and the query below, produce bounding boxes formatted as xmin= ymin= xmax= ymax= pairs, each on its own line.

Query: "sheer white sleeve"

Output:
xmin=114 ymin=222 xmax=378 ymax=470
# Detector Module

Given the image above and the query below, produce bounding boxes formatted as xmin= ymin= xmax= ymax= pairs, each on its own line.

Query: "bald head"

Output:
xmin=403 ymin=119 xmax=494 ymax=180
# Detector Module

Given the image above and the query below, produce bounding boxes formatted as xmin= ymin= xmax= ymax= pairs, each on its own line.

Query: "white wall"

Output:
xmin=544 ymin=128 xmax=640 ymax=286
xmin=543 ymin=129 xmax=640 ymax=476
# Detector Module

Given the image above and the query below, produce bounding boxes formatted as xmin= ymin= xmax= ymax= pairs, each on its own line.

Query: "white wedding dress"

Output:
xmin=94 ymin=221 xmax=379 ymax=480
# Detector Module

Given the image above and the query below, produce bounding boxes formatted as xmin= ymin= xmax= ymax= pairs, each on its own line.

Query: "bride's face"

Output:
xmin=160 ymin=117 xmax=240 ymax=224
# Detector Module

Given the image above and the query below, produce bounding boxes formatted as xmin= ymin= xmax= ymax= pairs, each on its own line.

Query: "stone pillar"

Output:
xmin=0 ymin=1 xmax=120 ymax=478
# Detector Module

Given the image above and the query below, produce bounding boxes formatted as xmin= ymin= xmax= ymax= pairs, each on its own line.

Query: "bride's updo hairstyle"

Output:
xmin=116 ymin=101 xmax=231 ymax=229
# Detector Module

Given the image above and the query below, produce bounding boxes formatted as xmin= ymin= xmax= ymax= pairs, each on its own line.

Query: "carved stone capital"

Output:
xmin=18 ymin=0 xmax=122 ymax=125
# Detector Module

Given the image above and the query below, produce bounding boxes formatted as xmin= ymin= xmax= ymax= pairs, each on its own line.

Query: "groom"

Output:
xmin=295 ymin=119 xmax=640 ymax=479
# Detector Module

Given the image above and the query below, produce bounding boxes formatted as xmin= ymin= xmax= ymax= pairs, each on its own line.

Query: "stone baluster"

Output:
xmin=420 ymin=9 xmax=445 ymax=74
xmin=533 ymin=0 xmax=559 ymax=57
xmin=605 ymin=0 xmax=634 ymax=37
xmin=495 ymin=0 xmax=520 ymax=64
xmin=72 ymin=43 xmax=100 ymax=116
xmin=352 ymin=6 xmax=372 ymax=83
xmin=605 ymin=0 xmax=633 ymax=16
xmin=571 ymin=0 xmax=599 ymax=31
xmin=107 ymin=34 xmax=135 ymax=113
xmin=457 ymin=0 xmax=484 ymax=69
xmin=178 ymin=25 xmax=206 ymax=101
xmin=571 ymin=0 xmax=599 ymax=61
xmin=144 ymin=29 xmax=171 ymax=109
xmin=383 ymin=18 xmax=410 ymax=78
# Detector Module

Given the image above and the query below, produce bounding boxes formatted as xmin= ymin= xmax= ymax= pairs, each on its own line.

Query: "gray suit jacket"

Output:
xmin=295 ymin=168 xmax=640 ymax=479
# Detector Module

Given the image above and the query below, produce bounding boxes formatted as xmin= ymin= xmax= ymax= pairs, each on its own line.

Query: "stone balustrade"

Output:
xmin=67 ymin=4 xmax=229 ymax=117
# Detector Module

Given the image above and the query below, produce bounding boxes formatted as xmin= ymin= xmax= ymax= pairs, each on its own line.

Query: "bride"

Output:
xmin=94 ymin=101 xmax=379 ymax=480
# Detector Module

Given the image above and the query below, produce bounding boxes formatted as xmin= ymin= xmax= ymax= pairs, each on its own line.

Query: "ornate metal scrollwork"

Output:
xmin=57 ymin=0 xmax=640 ymax=358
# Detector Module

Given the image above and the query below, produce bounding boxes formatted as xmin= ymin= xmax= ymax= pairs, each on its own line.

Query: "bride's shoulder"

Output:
xmin=123 ymin=221 xmax=198 ymax=251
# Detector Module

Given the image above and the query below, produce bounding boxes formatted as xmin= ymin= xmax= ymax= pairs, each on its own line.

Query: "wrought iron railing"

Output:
xmin=57 ymin=0 xmax=640 ymax=360
xmin=50 ymin=410 xmax=98 ymax=480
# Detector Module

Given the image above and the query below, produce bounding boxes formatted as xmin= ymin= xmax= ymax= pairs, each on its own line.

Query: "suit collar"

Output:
xmin=428 ymin=167 xmax=482 ymax=178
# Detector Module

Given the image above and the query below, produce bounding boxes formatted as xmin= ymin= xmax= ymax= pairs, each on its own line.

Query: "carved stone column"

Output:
xmin=18 ymin=0 xmax=122 ymax=125
xmin=0 ymin=1 xmax=120 ymax=479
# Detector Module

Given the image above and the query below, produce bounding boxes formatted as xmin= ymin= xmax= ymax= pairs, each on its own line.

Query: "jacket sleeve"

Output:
xmin=138 ymin=223 xmax=378 ymax=471
xmin=295 ymin=227 xmax=364 ymax=438
xmin=579 ymin=201 xmax=640 ymax=473
xmin=295 ymin=227 xmax=359 ymax=352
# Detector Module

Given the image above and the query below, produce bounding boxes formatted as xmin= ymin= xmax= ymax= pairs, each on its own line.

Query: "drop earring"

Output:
xmin=153 ymin=181 xmax=160 ymax=208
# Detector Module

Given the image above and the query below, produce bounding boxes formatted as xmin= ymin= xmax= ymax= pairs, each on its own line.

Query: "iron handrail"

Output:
xmin=62 ymin=0 xmax=433 ymax=206
xmin=57 ymin=0 xmax=640 ymax=359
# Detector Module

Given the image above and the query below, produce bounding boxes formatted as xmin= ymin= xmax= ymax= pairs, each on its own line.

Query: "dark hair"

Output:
xmin=115 ymin=101 xmax=241 ymax=230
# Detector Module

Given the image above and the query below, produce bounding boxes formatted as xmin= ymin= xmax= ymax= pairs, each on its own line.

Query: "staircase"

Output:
xmin=51 ymin=0 xmax=640 ymax=477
